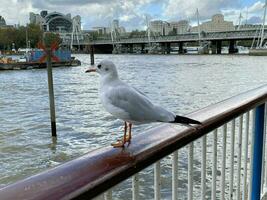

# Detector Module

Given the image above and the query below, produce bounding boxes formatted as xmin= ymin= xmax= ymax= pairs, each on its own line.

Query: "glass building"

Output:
xmin=30 ymin=11 xmax=81 ymax=33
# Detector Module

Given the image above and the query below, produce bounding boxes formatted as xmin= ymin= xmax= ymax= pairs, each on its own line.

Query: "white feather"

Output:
xmin=97 ymin=61 xmax=175 ymax=124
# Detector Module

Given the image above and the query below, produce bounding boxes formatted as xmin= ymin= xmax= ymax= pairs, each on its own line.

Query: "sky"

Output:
xmin=0 ymin=0 xmax=265 ymax=31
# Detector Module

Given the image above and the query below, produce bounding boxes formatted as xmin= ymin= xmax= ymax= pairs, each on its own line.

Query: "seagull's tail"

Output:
xmin=171 ymin=115 xmax=201 ymax=125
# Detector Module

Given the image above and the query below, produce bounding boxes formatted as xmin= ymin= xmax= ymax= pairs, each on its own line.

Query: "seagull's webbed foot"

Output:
xmin=111 ymin=140 xmax=125 ymax=148
xmin=125 ymin=135 xmax=131 ymax=143
xmin=111 ymin=122 xmax=132 ymax=148
xmin=114 ymin=134 xmax=131 ymax=147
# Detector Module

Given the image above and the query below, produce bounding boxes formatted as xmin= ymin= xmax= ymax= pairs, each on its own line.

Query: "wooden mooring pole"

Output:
xmin=90 ymin=45 xmax=95 ymax=65
xmin=46 ymin=48 xmax=57 ymax=137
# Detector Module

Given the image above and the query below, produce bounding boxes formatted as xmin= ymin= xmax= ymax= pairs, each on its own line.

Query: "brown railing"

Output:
xmin=1 ymin=85 xmax=267 ymax=200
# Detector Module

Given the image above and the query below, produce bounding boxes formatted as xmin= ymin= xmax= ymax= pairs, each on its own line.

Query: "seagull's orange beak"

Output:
xmin=85 ymin=67 xmax=97 ymax=73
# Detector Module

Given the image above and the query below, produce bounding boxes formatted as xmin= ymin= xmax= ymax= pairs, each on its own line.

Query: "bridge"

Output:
xmin=63 ymin=29 xmax=266 ymax=54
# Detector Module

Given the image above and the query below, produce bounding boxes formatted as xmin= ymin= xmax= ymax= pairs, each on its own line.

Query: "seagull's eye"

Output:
xmin=97 ymin=64 xmax=101 ymax=69
xmin=105 ymin=68 xmax=109 ymax=71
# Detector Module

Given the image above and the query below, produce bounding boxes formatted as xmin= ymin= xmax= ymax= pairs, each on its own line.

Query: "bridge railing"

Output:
xmin=86 ymin=29 xmax=266 ymax=45
xmin=1 ymin=85 xmax=267 ymax=199
xmin=64 ymin=29 xmax=267 ymax=45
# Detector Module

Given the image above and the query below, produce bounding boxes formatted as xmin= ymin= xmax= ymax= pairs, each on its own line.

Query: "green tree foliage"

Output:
xmin=43 ymin=32 xmax=62 ymax=48
xmin=0 ymin=24 xmax=43 ymax=50
xmin=28 ymin=24 xmax=43 ymax=47
xmin=129 ymin=29 xmax=146 ymax=38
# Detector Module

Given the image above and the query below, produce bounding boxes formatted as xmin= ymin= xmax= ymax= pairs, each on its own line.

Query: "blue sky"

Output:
xmin=0 ymin=0 xmax=265 ymax=30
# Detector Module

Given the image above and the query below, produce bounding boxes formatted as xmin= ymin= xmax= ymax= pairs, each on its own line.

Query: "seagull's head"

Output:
xmin=86 ymin=60 xmax=118 ymax=79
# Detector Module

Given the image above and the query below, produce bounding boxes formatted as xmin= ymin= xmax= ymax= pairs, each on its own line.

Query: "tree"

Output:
xmin=129 ymin=30 xmax=146 ymax=38
xmin=0 ymin=24 xmax=44 ymax=50
xmin=43 ymin=32 xmax=62 ymax=48
xmin=28 ymin=24 xmax=43 ymax=47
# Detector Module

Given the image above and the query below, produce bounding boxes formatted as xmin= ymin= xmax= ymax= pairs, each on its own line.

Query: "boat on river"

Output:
xmin=249 ymin=47 xmax=267 ymax=56
xmin=0 ymin=49 xmax=81 ymax=70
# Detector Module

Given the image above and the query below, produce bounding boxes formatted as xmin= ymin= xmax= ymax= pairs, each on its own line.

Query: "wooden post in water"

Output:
xmin=90 ymin=45 xmax=95 ymax=65
xmin=46 ymin=48 xmax=57 ymax=137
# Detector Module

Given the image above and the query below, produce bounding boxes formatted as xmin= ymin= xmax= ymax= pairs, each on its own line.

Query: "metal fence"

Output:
xmin=0 ymin=85 xmax=267 ymax=200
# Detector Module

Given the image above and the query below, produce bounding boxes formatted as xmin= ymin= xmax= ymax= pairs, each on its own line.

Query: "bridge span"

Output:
xmin=64 ymin=29 xmax=267 ymax=54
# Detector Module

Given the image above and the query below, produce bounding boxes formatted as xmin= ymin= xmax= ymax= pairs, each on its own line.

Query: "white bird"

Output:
xmin=86 ymin=60 xmax=201 ymax=147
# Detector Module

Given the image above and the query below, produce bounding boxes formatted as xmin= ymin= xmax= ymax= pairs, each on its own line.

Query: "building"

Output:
xmin=118 ymin=26 xmax=126 ymax=34
xmin=112 ymin=20 xmax=119 ymax=30
xmin=0 ymin=16 xmax=14 ymax=29
xmin=191 ymin=14 xmax=234 ymax=33
xmin=92 ymin=27 xmax=111 ymax=35
xmin=169 ymin=20 xmax=190 ymax=34
xmin=93 ymin=20 xmax=126 ymax=35
xmin=29 ymin=12 xmax=44 ymax=26
xmin=149 ymin=19 xmax=190 ymax=35
xmin=111 ymin=19 xmax=126 ymax=34
xmin=29 ymin=11 xmax=81 ymax=33
xmin=0 ymin=16 xmax=6 ymax=26
xmin=29 ymin=11 xmax=83 ymax=48
xmin=149 ymin=20 xmax=164 ymax=35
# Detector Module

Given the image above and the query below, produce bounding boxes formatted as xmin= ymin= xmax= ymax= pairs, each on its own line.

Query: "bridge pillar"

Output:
xmin=90 ymin=45 xmax=95 ymax=65
xmin=166 ymin=43 xmax=171 ymax=54
xmin=178 ymin=42 xmax=184 ymax=54
xmin=128 ymin=44 xmax=133 ymax=53
xmin=229 ymin=40 xmax=238 ymax=54
xmin=160 ymin=43 xmax=166 ymax=54
xmin=84 ymin=45 xmax=90 ymax=53
xmin=141 ymin=44 xmax=145 ymax=54
xmin=217 ymin=41 xmax=222 ymax=54
xmin=211 ymin=41 xmax=217 ymax=54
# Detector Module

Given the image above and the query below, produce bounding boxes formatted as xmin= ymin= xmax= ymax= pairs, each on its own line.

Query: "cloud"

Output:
xmin=164 ymin=0 xmax=240 ymax=21
xmin=27 ymin=0 xmax=154 ymax=30
xmin=0 ymin=0 xmax=34 ymax=25
xmin=221 ymin=1 xmax=265 ymax=25
xmin=248 ymin=1 xmax=265 ymax=13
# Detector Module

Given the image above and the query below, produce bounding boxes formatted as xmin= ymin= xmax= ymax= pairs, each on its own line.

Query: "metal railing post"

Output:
xmin=154 ymin=161 xmax=161 ymax=200
xmin=251 ymin=103 xmax=265 ymax=200
xmin=132 ymin=174 xmax=139 ymax=200
xmin=188 ymin=143 xmax=193 ymax=200
xmin=212 ymin=129 xmax=217 ymax=200
xmin=201 ymin=135 xmax=207 ymax=200
xmin=172 ymin=151 xmax=178 ymax=200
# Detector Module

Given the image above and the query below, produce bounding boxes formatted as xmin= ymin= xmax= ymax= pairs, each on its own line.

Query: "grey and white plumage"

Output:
xmin=100 ymin=76 xmax=175 ymax=124
xmin=86 ymin=60 xmax=201 ymax=125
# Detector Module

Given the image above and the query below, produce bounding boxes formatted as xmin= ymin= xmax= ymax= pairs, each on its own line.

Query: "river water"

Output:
xmin=1 ymin=54 xmax=267 ymax=199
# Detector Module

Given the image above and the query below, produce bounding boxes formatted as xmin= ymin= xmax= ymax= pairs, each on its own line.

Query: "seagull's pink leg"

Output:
xmin=123 ymin=121 xmax=127 ymax=142
xmin=125 ymin=123 xmax=132 ymax=142
xmin=111 ymin=121 xmax=127 ymax=148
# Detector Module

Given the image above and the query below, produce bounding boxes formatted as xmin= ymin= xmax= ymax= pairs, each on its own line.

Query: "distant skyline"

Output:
xmin=0 ymin=0 xmax=265 ymax=30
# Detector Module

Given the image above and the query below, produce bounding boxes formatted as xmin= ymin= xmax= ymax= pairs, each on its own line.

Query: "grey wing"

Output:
xmin=106 ymin=85 xmax=174 ymax=123
xmin=132 ymin=86 xmax=150 ymax=98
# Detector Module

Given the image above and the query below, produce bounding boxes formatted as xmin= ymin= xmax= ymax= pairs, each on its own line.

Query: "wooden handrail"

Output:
xmin=1 ymin=85 xmax=267 ymax=200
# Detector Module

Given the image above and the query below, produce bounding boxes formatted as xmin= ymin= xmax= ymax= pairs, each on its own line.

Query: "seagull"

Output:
xmin=86 ymin=60 xmax=201 ymax=147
